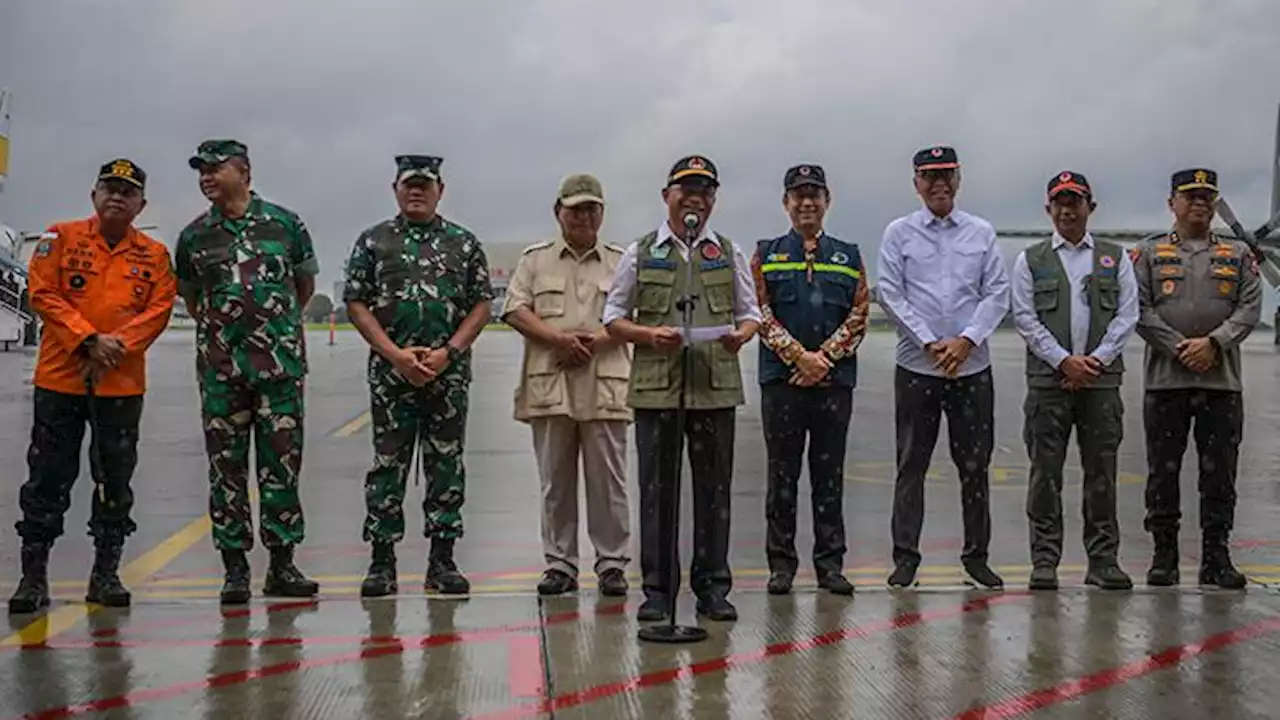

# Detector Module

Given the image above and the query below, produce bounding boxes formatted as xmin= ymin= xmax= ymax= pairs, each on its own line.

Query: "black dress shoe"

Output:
xmin=696 ymin=596 xmax=737 ymax=621
xmin=767 ymin=571 xmax=794 ymax=595
xmin=1084 ymin=564 xmax=1133 ymax=590
xmin=537 ymin=569 xmax=578 ymax=596
xmin=1028 ymin=565 xmax=1058 ymax=590
xmin=638 ymin=596 xmax=669 ymax=621
xmin=887 ymin=562 xmax=918 ymax=588
xmin=597 ymin=568 xmax=629 ymax=596
xmin=963 ymin=561 xmax=1004 ymax=589
xmin=818 ymin=572 xmax=855 ymax=595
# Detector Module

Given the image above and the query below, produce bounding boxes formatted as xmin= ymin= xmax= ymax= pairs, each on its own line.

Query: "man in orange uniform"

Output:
xmin=7 ymin=159 xmax=176 ymax=614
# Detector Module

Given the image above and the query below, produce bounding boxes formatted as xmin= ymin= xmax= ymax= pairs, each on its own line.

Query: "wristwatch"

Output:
xmin=445 ymin=345 xmax=463 ymax=363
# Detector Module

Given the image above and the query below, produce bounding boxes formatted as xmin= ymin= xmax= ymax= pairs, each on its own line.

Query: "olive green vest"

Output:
xmin=627 ymin=231 xmax=745 ymax=410
xmin=1024 ymin=238 xmax=1125 ymax=388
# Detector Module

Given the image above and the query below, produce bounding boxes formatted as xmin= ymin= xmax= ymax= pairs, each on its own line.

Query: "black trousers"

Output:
xmin=16 ymin=387 xmax=143 ymax=546
xmin=760 ymin=383 xmax=853 ymax=576
xmin=1023 ymin=386 xmax=1123 ymax=568
xmin=1142 ymin=389 xmax=1243 ymax=539
xmin=635 ymin=407 xmax=735 ymax=603
xmin=891 ymin=366 xmax=995 ymax=567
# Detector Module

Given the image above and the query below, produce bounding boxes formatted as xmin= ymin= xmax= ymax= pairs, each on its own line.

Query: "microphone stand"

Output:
xmin=638 ymin=216 xmax=709 ymax=644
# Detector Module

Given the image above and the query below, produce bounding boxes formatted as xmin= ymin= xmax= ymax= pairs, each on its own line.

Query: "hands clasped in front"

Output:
xmin=81 ymin=334 xmax=126 ymax=385
xmin=925 ymin=336 xmax=974 ymax=378
xmin=390 ymin=346 xmax=452 ymax=387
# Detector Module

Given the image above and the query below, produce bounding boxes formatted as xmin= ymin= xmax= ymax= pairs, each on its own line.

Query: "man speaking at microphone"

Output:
xmin=603 ymin=155 xmax=761 ymax=622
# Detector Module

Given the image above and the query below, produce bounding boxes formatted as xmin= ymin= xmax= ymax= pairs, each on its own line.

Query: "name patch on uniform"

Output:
xmin=767 ymin=253 xmax=790 ymax=263
xmin=1158 ymin=265 xmax=1181 ymax=277
xmin=641 ymin=258 xmax=676 ymax=270
xmin=700 ymin=259 xmax=730 ymax=272
xmin=1211 ymin=265 xmax=1238 ymax=279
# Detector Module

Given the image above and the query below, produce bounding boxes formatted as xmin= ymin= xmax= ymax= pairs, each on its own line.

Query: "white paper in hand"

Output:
xmin=678 ymin=324 xmax=735 ymax=344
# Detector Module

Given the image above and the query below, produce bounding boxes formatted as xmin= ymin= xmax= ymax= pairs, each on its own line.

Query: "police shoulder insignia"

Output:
xmin=1128 ymin=246 xmax=1141 ymax=262
xmin=522 ymin=240 xmax=553 ymax=255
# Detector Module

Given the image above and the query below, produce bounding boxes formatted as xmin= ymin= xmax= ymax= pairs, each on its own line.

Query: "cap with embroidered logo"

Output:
xmin=667 ymin=155 xmax=719 ymax=187
xmin=1048 ymin=170 xmax=1091 ymax=199
xmin=188 ymin=139 xmax=249 ymax=170
xmin=913 ymin=145 xmax=960 ymax=170
xmin=395 ymin=155 xmax=442 ymax=184
xmin=784 ymin=163 xmax=827 ymax=190
xmin=1172 ymin=168 xmax=1218 ymax=194
xmin=557 ymin=173 xmax=604 ymax=207
xmin=98 ymin=158 xmax=146 ymax=189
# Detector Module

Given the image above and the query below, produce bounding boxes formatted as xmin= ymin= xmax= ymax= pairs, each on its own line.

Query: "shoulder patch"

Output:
xmin=522 ymin=240 xmax=554 ymax=255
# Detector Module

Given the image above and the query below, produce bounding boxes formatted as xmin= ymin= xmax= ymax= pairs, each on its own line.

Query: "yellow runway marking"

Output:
xmin=2 ymin=515 xmax=211 ymax=647
xmin=333 ymin=411 xmax=371 ymax=437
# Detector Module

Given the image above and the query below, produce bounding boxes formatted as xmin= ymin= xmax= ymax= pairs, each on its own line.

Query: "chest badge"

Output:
xmin=69 ymin=274 xmax=87 ymax=290
xmin=1099 ymin=255 xmax=1115 ymax=268
xmin=831 ymin=251 xmax=848 ymax=265
xmin=1161 ymin=279 xmax=1176 ymax=296
xmin=650 ymin=243 xmax=670 ymax=260
xmin=701 ymin=242 xmax=721 ymax=260
xmin=1219 ymin=280 xmax=1233 ymax=296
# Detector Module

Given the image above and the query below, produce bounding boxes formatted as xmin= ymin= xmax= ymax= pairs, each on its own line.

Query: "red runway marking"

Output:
xmin=506 ymin=635 xmax=546 ymax=698
xmin=471 ymin=592 xmax=1029 ymax=720
xmin=953 ymin=615 xmax=1280 ymax=719
xmin=8 ymin=604 xmax=623 ymax=719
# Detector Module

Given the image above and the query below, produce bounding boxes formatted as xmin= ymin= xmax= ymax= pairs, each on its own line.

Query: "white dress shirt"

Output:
xmin=602 ymin=219 xmax=763 ymax=327
xmin=876 ymin=208 xmax=1011 ymax=378
xmin=1010 ymin=231 xmax=1139 ymax=368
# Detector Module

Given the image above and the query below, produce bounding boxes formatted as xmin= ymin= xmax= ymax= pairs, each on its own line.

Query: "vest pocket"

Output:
xmin=532 ymin=274 xmax=567 ymax=319
xmin=595 ymin=350 xmax=632 ymax=410
xmin=707 ymin=343 xmax=742 ymax=390
xmin=1032 ymin=278 xmax=1059 ymax=311
xmin=636 ymin=270 xmax=674 ymax=316
xmin=702 ymin=268 xmax=735 ymax=315
xmin=525 ymin=351 xmax=566 ymax=408
xmin=1095 ymin=277 xmax=1119 ymax=310
xmin=632 ymin=353 xmax=672 ymax=391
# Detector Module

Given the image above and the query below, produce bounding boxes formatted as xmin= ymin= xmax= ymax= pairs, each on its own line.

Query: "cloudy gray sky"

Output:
xmin=2 ymin=0 xmax=1278 ymax=305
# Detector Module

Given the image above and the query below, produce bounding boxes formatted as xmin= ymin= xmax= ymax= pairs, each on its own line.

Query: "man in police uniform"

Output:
xmin=1010 ymin=171 xmax=1139 ymax=591
xmin=1133 ymin=168 xmax=1260 ymax=589
xmin=9 ymin=159 xmax=176 ymax=613
xmin=603 ymin=155 xmax=762 ymax=621
xmin=751 ymin=164 xmax=867 ymax=596
xmin=344 ymin=154 xmax=494 ymax=597
xmin=176 ymin=139 xmax=320 ymax=604
xmin=502 ymin=173 xmax=633 ymax=597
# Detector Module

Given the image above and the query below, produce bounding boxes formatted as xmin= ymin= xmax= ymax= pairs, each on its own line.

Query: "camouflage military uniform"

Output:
xmin=343 ymin=155 xmax=494 ymax=596
xmin=176 ymin=139 xmax=319 ymax=602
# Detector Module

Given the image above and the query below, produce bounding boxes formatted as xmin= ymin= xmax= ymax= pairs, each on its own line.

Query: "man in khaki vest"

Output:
xmin=502 ymin=174 xmax=632 ymax=597
xmin=1010 ymin=171 xmax=1138 ymax=591
xmin=603 ymin=155 xmax=761 ymax=622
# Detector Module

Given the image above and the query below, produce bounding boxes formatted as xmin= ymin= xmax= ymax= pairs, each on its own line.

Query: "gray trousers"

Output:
xmin=1023 ymin=386 xmax=1123 ymax=568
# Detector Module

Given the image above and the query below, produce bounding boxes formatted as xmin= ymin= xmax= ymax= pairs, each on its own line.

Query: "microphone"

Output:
xmin=682 ymin=212 xmax=700 ymax=231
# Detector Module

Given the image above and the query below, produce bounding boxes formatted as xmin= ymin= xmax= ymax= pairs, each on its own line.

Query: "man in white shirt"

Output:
xmin=876 ymin=145 xmax=1011 ymax=589
xmin=1010 ymin=171 xmax=1138 ymax=591
xmin=603 ymin=155 xmax=761 ymax=622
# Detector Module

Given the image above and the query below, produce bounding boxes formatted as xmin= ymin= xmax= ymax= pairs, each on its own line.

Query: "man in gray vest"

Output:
xmin=1010 ymin=171 xmax=1138 ymax=591
xmin=603 ymin=155 xmax=762 ymax=622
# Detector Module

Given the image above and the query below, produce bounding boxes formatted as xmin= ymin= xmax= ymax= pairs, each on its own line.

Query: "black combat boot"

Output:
xmin=1199 ymin=534 xmax=1247 ymax=589
xmin=8 ymin=542 xmax=52 ymax=614
xmin=361 ymin=543 xmax=398 ymax=598
xmin=220 ymin=549 xmax=251 ymax=605
xmin=85 ymin=542 xmax=131 ymax=607
xmin=424 ymin=538 xmax=469 ymax=595
xmin=264 ymin=546 xmax=319 ymax=597
xmin=1146 ymin=532 xmax=1180 ymax=586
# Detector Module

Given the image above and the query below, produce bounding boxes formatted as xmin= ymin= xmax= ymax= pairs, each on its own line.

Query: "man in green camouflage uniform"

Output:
xmin=1010 ymin=171 xmax=1138 ymax=591
xmin=175 ymin=139 xmax=320 ymax=604
xmin=344 ymin=155 xmax=494 ymax=597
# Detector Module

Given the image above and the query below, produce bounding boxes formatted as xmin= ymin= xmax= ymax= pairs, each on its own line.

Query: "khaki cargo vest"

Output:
xmin=1024 ymin=237 xmax=1125 ymax=388
xmin=627 ymin=231 xmax=745 ymax=410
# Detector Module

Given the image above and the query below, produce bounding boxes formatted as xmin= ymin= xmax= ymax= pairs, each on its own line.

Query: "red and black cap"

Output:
xmin=913 ymin=146 xmax=959 ymax=171
xmin=667 ymin=155 xmax=719 ymax=187
xmin=1048 ymin=170 xmax=1091 ymax=199
xmin=784 ymin=163 xmax=827 ymax=190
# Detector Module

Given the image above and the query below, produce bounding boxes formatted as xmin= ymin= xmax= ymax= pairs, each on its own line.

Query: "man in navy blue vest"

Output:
xmin=751 ymin=164 xmax=869 ymax=596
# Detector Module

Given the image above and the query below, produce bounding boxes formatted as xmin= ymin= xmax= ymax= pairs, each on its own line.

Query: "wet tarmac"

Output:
xmin=3 ymin=327 xmax=1280 ymax=718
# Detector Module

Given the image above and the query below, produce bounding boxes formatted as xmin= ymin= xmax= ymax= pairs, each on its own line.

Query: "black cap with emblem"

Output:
xmin=784 ymin=163 xmax=827 ymax=190
xmin=98 ymin=158 xmax=146 ymax=190
xmin=1171 ymin=167 xmax=1218 ymax=195
xmin=913 ymin=146 xmax=960 ymax=170
xmin=1048 ymin=170 xmax=1091 ymax=200
xmin=667 ymin=155 xmax=719 ymax=187
xmin=395 ymin=154 xmax=443 ymax=184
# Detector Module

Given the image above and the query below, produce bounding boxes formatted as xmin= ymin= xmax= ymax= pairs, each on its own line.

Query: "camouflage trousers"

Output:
xmin=199 ymin=375 xmax=306 ymax=550
xmin=363 ymin=375 xmax=470 ymax=544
